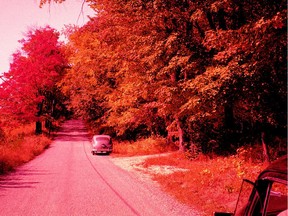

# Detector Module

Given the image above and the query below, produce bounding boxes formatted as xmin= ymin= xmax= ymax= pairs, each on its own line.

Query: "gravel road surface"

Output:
xmin=0 ymin=120 xmax=200 ymax=216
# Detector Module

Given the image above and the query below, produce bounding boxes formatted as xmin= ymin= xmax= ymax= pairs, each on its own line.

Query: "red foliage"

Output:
xmin=0 ymin=26 xmax=66 ymax=122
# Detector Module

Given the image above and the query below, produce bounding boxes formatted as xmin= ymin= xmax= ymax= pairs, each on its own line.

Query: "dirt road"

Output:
xmin=0 ymin=120 xmax=199 ymax=216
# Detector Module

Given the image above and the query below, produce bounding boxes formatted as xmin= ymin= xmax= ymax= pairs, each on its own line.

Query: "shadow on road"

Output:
xmin=0 ymin=169 xmax=48 ymax=189
xmin=92 ymin=153 xmax=111 ymax=156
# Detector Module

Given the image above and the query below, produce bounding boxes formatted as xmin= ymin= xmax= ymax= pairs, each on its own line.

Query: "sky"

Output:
xmin=0 ymin=0 xmax=95 ymax=74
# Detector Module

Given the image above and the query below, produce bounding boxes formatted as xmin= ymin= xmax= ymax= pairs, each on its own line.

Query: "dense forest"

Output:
xmin=0 ymin=0 xmax=287 ymax=159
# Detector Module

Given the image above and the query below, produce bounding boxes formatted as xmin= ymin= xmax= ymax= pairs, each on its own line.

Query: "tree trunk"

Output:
xmin=217 ymin=8 xmax=227 ymax=30
xmin=206 ymin=11 xmax=216 ymax=30
xmin=261 ymin=132 xmax=270 ymax=163
xmin=35 ymin=120 xmax=42 ymax=135
xmin=224 ymin=103 xmax=234 ymax=128
xmin=35 ymin=101 xmax=43 ymax=135
xmin=176 ymin=117 xmax=185 ymax=152
xmin=194 ymin=21 xmax=205 ymax=38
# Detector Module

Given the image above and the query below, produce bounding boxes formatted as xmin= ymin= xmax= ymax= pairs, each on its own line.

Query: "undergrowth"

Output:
xmin=112 ymin=138 xmax=284 ymax=215
xmin=112 ymin=136 xmax=178 ymax=156
xmin=0 ymin=123 xmax=52 ymax=174
xmin=142 ymin=152 xmax=267 ymax=215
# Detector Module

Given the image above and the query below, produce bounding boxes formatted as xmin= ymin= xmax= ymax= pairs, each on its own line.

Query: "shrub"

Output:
xmin=113 ymin=136 xmax=178 ymax=156
xmin=0 ymin=123 xmax=52 ymax=174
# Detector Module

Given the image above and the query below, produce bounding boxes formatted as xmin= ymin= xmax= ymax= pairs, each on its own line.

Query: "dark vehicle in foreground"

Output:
xmin=214 ymin=155 xmax=287 ymax=216
xmin=91 ymin=135 xmax=113 ymax=155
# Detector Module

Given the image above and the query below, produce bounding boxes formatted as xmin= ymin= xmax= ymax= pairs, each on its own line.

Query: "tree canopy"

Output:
xmin=57 ymin=0 xmax=286 ymax=154
xmin=0 ymin=26 xmax=67 ymax=129
xmin=3 ymin=0 xmax=286 ymax=155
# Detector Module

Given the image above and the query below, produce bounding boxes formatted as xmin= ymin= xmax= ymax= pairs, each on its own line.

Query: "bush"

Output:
xmin=0 ymin=124 xmax=52 ymax=174
xmin=113 ymin=136 xmax=178 ymax=156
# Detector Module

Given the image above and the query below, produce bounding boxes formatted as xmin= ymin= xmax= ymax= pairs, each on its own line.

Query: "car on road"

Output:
xmin=214 ymin=155 xmax=287 ymax=216
xmin=91 ymin=135 xmax=113 ymax=155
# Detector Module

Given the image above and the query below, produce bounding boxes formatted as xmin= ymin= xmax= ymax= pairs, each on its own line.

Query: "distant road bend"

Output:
xmin=0 ymin=119 xmax=200 ymax=216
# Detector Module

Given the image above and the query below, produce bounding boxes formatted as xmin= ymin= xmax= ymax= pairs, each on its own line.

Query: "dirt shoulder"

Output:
xmin=110 ymin=152 xmax=266 ymax=216
xmin=111 ymin=153 xmax=188 ymax=177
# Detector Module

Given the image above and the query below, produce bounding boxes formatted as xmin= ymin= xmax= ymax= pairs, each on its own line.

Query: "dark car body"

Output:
xmin=91 ymin=135 xmax=113 ymax=155
xmin=215 ymin=155 xmax=287 ymax=216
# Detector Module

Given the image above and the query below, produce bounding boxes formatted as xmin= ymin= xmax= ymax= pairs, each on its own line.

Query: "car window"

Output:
xmin=266 ymin=182 xmax=287 ymax=216
xmin=234 ymin=179 xmax=266 ymax=216
xmin=234 ymin=179 xmax=255 ymax=215
xmin=95 ymin=137 xmax=110 ymax=143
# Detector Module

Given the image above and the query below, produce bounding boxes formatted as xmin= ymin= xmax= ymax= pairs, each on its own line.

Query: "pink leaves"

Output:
xmin=0 ymin=26 xmax=66 ymax=121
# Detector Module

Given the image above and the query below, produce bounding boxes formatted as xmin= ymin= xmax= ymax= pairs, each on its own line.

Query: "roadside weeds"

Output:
xmin=0 ymin=123 xmax=55 ymax=174
xmin=111 ymin=151 xmax=266 ymax=216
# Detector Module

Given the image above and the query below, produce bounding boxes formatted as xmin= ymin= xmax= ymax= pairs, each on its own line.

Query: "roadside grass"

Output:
xmin=0 ymin=123 xmax=52 ymax=174
xmin=141 ymin=152 xmax=266 ymax=215
xmin=113 ymin=139 xmax=269 ymax=215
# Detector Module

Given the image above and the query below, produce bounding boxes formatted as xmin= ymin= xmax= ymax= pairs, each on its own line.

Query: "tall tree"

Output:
xmin=0 ymin=26 xmax=67 ymax=133
xmin=52 ymin=0 xmax=286 ymax=157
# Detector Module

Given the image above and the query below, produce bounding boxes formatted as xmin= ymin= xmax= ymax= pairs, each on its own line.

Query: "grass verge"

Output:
xmin=113 ymin=139 xmax=270 ymax=215
xmin=141 ymin=152 xmax=266 ymax=215
xmin=0 ymin=123 xmax=52 ymax=174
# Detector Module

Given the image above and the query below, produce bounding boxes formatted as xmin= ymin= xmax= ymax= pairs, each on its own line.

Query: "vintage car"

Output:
xmin=91 ymin=135 xmax=113 ymax=155
xmin=214 ymin=155 xmax=287 ymax=216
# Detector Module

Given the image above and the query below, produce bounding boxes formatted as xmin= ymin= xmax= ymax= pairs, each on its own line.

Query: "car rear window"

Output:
xmin=95 ymin=137 xmax=110 ymax=143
